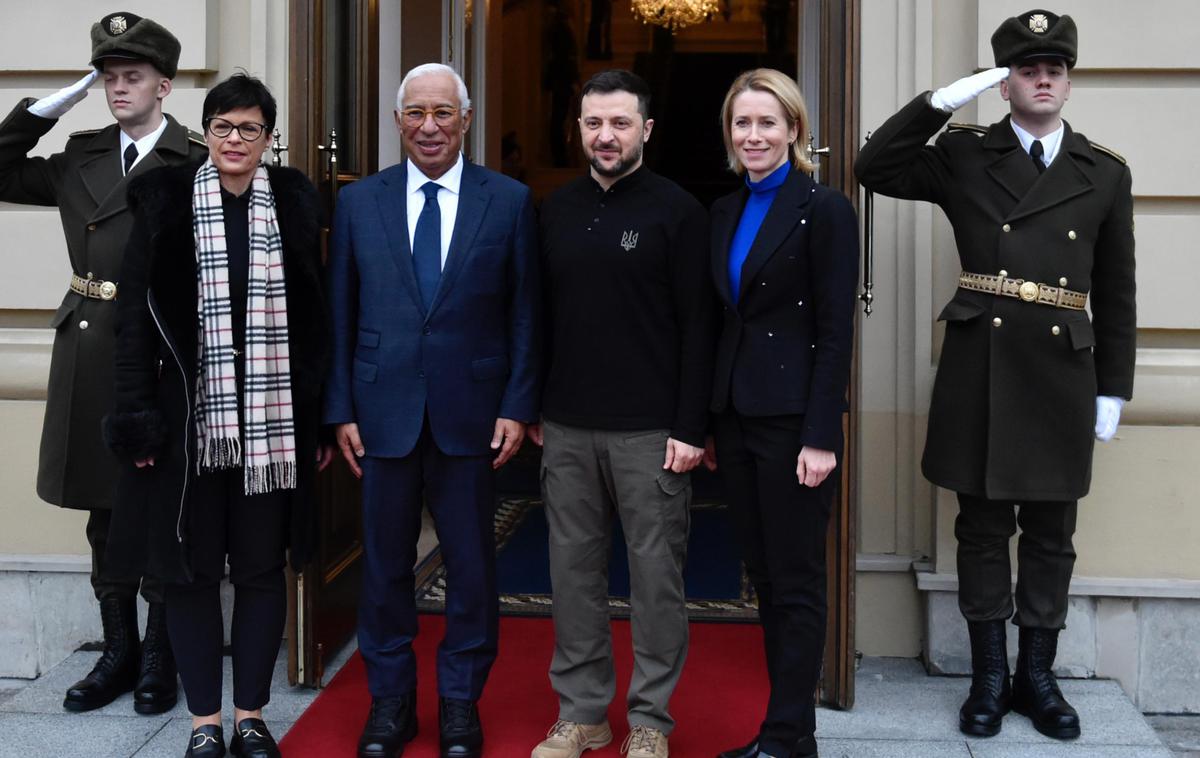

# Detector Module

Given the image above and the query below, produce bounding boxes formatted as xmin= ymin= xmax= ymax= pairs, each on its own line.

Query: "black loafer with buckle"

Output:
xmin=229 ymin=717 xmax=281 ymax=758
xmin=186 ymin=724 xmax=226 ymax=758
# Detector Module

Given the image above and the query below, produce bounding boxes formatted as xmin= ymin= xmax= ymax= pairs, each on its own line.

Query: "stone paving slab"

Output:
xmin=0 ymin=712 xmax=162 ymax=758
xmin=1147 ymin=714 xmax=1200 ymax=757
xmin=818 ymin=738 xmax=973 ymax=757
xmin=968 ymin=744 xmax=1175 ymax=758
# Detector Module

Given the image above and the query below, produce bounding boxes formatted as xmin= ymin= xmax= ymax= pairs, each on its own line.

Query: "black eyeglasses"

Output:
xmin=204 ymin=117 xmax=268 ymax=142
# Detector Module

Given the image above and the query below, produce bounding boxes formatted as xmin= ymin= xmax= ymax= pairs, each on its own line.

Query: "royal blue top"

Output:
xmin=728 ymin=161 xmax=790 ymax=301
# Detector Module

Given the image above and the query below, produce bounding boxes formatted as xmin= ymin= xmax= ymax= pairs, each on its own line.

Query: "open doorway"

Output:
xmin=498 ymin=0 xmax=801 ymax=208
xmin=483 ymin=0 xmax=859 ymax=709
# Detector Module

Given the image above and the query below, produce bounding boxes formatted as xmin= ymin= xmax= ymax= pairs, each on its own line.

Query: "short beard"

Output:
xmin=588 ymin=142 xmax=643 ymax=179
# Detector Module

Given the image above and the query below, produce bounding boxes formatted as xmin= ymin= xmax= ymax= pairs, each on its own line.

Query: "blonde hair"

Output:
xmin=720 ymin=68 xmax=816 ymax=175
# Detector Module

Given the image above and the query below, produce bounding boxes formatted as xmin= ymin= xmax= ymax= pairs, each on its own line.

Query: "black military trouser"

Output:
xmin=955 ymin=493 xmax=1077 ymax=630
xmin=86 ymin=508 xmax=164 ymax=604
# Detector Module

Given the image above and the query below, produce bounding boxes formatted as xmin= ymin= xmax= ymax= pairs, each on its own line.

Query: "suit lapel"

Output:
xmin=427 ymin=161 xmax=490 ymax=318
xmin=737 ymin=169 xmax=814 ymax=302
xmin=82 ymin=117 xmax=200 ymax=225
xmin=710 ymin=191 xmax=742 ymax=308
xmin=1006 ymin=124 xmax=1094 ymax=223
xmin=376 ymin=165 xmax=424 ymax=312
xmin=983 ymin=118 xmax=1037 ymax=202
xmin=78 ymin=126 xmax=124 ymax=221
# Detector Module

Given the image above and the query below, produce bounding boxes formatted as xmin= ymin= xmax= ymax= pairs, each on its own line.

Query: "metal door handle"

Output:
xmin=269 ymin=128 xmax=289 ymax=167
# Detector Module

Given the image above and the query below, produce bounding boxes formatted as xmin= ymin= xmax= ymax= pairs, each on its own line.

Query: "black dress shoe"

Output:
xmin=63 ymin=596 xmax=140 ymax=712
xmin=1011 ymin=627 xmax=1081 ymax=740
xmin=186 ymin=724 xmax=226 ymax=758
xmin=134 ymin=602 xmax=178 ymax=714
xmin=358 ymin=693 xmax=417 ymax=758
xmin=229 ymin=717 xmax=280 ymax=758
xmin=716 ymin=737 xmax=759 ymax=758
xmin=439 ymin=697 xmax=482 ymax=758
xmin=959 ymin=620 xmax=1012 ymax=737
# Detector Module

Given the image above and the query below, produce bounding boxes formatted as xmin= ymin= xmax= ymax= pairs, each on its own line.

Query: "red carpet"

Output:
xmin=280 ymin=615 xmax=767 ymax=756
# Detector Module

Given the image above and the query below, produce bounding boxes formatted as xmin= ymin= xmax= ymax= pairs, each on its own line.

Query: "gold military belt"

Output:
xmin=958 ymin=271 xmax=1086 ymax=311
xmin=69 ymin=273 xmax=118 ymax=301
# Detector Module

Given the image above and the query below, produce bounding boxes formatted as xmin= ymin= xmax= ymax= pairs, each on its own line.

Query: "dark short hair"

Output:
xmin=580 ymin=69 xmax=651 ymax=121
xmin=202 ymin=72 xmax=277 ymax=131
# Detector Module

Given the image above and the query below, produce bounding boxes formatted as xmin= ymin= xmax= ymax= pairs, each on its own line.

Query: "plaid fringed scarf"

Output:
xmin=192 ymin=158 xmax=297 ymax=495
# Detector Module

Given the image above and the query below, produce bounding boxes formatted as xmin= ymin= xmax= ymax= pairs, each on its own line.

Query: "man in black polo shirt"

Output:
xmin=529 ymin=69 xmax=713 ymax=758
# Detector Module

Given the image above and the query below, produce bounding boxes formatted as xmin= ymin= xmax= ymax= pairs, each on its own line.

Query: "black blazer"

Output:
xmin=710 ymin=167 xmax=859 ymax=453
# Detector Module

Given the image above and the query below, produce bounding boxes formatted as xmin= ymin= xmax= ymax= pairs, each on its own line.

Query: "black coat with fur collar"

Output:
xmin=104 ymin=163 xmax=328 ymax=583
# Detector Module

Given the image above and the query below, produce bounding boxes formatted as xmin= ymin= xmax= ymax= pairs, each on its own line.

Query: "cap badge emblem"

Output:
xmin=1028 ymin=13 xmax=1049 ymax=33
xmin=108 ymin=15 xmax=128 ymax=35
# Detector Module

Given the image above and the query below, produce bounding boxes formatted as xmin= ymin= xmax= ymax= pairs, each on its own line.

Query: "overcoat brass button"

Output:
xmin=1059 ymin=277 xmax=1068 ymax=286
xmin=1002 ymin=223 xmax=1011 ymax=232
xmin=79 ymin=320 xmax=89 ymax=330
xmin=87 ymin=224 xmax=96 ymax=231
xmin=992 ymin=317 xmax=1002 ymax=327
xmin=1068 ymin=230 xmax=1077 ymax=240
xmin=1051 ymin=325 xmax=1061 ymax=335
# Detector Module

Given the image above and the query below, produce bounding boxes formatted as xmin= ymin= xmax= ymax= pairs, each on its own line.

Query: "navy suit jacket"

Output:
xmin=323 ymin=159 xmax=541 ymax=458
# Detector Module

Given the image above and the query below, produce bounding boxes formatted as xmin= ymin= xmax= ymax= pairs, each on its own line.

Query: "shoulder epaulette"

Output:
xmin=947 ymin=122 xmax=987 ymax=136
xmin=187 ymin=131 xmax=206 ymax=147
xmin=67 ymin=128 xmax=101 ymax=139
xmin=1090 ymin=141 xmax=1126 ymax=165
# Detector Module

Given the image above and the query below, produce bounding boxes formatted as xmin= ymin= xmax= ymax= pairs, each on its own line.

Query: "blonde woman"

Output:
xmin=708 ymin=69 xmax=858 ymax=758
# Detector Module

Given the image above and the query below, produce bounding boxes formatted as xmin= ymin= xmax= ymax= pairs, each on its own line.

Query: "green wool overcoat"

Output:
xmin=0 ymin=99 xmax=206 ymax=510
xmin=855 ymin=93 xmax=1136 ymax=502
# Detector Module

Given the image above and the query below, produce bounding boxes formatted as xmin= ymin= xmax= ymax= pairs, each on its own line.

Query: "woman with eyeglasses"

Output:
xmin=105 ymin=73 xmax=328 ymax=758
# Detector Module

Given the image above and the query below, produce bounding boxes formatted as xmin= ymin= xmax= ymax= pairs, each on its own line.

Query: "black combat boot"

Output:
xmin=63 ymin=596 xmax=140 ymax=711
xmin=1011 ymin=627 xmax=1081 ymax=739
xmin=959 ymin=620 xmax=1012 ymax=736
xmin=134 ymin=601 xmax=178 ymax=714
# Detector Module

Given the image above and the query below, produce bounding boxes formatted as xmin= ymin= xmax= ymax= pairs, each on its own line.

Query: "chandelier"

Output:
xmin=631 ymin=0 xmax=720 ymax=32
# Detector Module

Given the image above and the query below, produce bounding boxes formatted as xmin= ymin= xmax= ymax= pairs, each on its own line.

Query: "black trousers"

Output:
xmin=955 ymin=493 xmax=1077 ymax=630
xmin=87 ymin=508 xmax=164 ymax=604
xmin=165 ymin=467 xmax=289 ymax=715
xmin=714 ymin=410 xmax=832 ymax=756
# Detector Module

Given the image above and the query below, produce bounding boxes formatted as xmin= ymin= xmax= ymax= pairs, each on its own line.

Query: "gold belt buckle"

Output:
xmin=1018 ymin=281 xmax=1039 ymax=302
xmin=98 ymin=281 xmax=117 ymax=300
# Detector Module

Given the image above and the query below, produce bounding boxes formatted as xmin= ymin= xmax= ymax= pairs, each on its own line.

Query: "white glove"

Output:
xmin=28 ymin=70 xmax=100 ymax=120
xmin=1095 ymin=396 xmax=1124 ymax=442
xmin=930 ymin=67 xmax=1010 ymax=113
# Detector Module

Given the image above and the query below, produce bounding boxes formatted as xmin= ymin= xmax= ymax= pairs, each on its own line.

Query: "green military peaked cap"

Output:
xmin=90 ymin=11 xmax=181 ymax=78
xmin=991 ymin=9 xmax=1077 ymax=69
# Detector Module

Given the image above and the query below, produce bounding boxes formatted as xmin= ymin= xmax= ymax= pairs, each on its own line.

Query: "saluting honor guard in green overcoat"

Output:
xmin=856 ymin=8 xmax=1136 ymax=741
xmin=0 ymin=12 xmax=206 ymax=714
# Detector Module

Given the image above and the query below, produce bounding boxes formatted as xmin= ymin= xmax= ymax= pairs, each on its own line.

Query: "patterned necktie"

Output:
xmin=412 ymin=181 xmax=442 ymax=312
xmin=123 ymin=143 xmax=138 ymax=175
xmin=1030 ymin=139 xmax=1046 ymax=175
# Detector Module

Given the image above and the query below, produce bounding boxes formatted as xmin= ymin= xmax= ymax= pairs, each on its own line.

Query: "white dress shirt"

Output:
xmin=405 ymin=154 xmax=464 ymax=270
xmin=1010 ymin=119 xmax=1064 ymax=169
xmin=119 ymin=115 xmax=169 ymax=175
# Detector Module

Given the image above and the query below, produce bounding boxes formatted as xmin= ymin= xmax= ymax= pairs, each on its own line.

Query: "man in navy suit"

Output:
xmin=323 ymin=62 xmax=540 ymax=758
